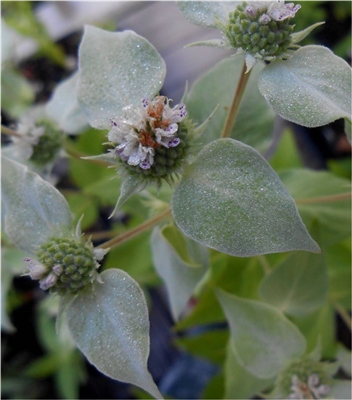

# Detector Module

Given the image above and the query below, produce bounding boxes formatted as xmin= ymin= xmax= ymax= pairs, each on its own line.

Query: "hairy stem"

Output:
xmin=98 ymin=208 xmax=171 ymax=250
xmin=1 ymin=125 xmax=22 ymax=138
xmin=295 ymin=192 xmax=351 ymax=205
xmin=220 ymin=61 xmax=252 ymax=139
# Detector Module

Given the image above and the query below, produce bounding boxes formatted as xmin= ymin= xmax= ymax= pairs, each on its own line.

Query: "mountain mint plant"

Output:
xmin=2 ymin=1 xmax=351 ymax=398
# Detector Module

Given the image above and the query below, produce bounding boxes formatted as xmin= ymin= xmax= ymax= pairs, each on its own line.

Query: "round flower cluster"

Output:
xmin=274 ymin=357 xmax=330 ymax=399
xmin=108 ymin=96 xmax=191 ymax=183
xmin=24 ymin=236 xmax=101 ymax=295
xmin=14 ymin=115 xmax=63 ymax=166
xmin=223 ymin=1 xmax=301 ymax=61
xmin=28 ymin=119 xmax=63 ymax=165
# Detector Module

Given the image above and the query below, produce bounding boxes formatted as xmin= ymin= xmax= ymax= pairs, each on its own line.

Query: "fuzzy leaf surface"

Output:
xmin=66 ymin=269 xmax=162 ymax=399
xmin=186 ymin=57 xmax=275 ymax=153
xmin=177 ymin=1 xmax=241 ymax=28
xmin=2 ymin=156 xmax=72 ymax=253
xmin=224 ymin=341 xmax=273 ymax=399
xmin=259 ymin=252 xmax=328 ymax=317
xmin=151 ymin=225 xmax=208 ymax=320
xmin=46 ymin=72 xmax=88 ymax=134
xmin=77 ymin=25 xmax=166 ymax=130
xmin=258 ymin=45 xmax=352 ymax=127
xmin=171 ymin=139 xmax=320 ymax=256
xmin=216 ymin=289 xmax=306 ymax=379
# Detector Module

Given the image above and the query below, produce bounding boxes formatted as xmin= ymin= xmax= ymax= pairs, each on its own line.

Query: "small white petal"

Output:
xmin=39 ymin=272 xmax=58 ymax=290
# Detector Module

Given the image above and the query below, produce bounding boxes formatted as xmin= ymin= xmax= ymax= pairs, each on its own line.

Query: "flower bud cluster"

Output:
xmin=223 ymin=1 xmax=300 ymax=60
xmin=24 ymin=236 xmax=100 ymax=295
xmin=29 ymin=119 xmax=63 ymax=165
xmin=108 ymin=96 xmax=192 ymax=184
xmin=274 ymin=357 xmax=331 ymax=399
xmin=14 ymin=115 xmax=63 ymax=166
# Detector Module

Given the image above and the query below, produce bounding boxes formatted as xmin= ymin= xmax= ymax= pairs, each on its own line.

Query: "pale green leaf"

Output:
xmin=291 ymin=22 xmax=325 ymax=44
xmin=66 ymin=269 xmax=162 ymax=399
xmin=77 ymin=25 xmax=166 ymax=130
xmin=326 ymin=240 xmax=351 ymax=309
xmin=186 ymin=57 xmax=275 ymax=153
xmin=177 ymin=1 xmax=241 ymax=28
xmin=280 ymin=169 xmax=351 ymax=247
xmin=224 ymin=340 xmax=273 ymax=399
xmin=259 ymin=252 xmax=328 ymax=317
xmin=151 ymin=225 xmax=208 ymax=320
xmin=185 ymin=39 xmax=229 ymax=48
xmin=2 ymin=156 xmax=73 ymax=253
xmin=110 ymin=175 xmax=146 ymax=218
xmin=1 ymin=67 xmax=35 ymax=118
xmin=171 ymin=139 xmax=320 ymax=257
xmin=258 ymin=45 xmax=352 ymax=127
xmin=330 ymin=380 xmax=352 ymax=399
xmin=216 ymin=289 xmax=306 ymax=379
xmin=46 ymin=72 xmax=89 ymax=135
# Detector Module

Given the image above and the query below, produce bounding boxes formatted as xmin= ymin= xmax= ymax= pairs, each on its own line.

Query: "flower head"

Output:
xmin=272 ymin=355 xmax=333 ymax=399
xmin=288 ymin=373 xmax=330 ymax=399
xmin=6 ymin=107 xmax=63 ymax=167
xmin=178 ymin=1 xmax=312 ymax=72
xmin=107 ymin=95 xmax=192 ymax=183
xmin=22 ymin=225 xmax=108 ymax=295
xmin=220 ymin=1 xmax=301 ymax=71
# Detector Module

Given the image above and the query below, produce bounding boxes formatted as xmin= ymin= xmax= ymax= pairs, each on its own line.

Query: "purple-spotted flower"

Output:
xmin=288 ymin=374 xmax=330 ymax=399
xmin=108 ymin=96 xmax=187 ymax=170
xmin=22 ymin=219 xmax=107 ymax=295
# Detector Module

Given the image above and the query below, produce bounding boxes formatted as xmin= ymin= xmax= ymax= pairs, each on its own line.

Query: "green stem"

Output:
xmin=258 ymin=255 xmax=271 ymax=276
xmin=220 ymin=61 xmax=252 ymax=139
xmin=295 ymin=192 xmax=351 ymax=205
xmin=98 ymin=208 xmax=171 ymax=250
xmin=1 ymin=125 xmax=22 ymax=138
xmin=332 ymin=299 xmax=352 ymax=331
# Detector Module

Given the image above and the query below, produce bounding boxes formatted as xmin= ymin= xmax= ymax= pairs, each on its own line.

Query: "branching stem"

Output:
xmin=98 ymin=208 xmax=171 ymax=250
xmin=220 ymin=61 xmax=252 ymax=139
xmin=1 ymin=125 xmax=22 ymax=138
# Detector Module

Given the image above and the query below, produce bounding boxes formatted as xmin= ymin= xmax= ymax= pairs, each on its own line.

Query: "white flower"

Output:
xmin=245 ymin=1 xmax=301 ymax=22
xmin=108 ymin=96 xmax=187 ymax=169
xmin=288 ymin=374 xmax=330 ymax=399
xmin=10 ymin=110 xmax=46 ymax=161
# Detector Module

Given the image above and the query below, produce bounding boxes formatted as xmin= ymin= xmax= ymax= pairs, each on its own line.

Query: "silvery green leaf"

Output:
xmin=225 ymin=340 xmax=274 ymax=399
xmin=151 ymin=225 xmax=208 ymax=320
xmin=81 ymin=152 xmax=118 ymax=165
xmin=259 ymin=252 xmax=328 ymax=317
xmin=186 ymin=56 xmax=275 ymax=153
xmin=110 ymin=175 xmax=146 ymax=218
xmin=77 ymin=25 xmax=166 ymax=130
xmin=185 ymin=39 xmax=229 ymax=48
xmin=66 ymin=269 xmax=162 ymax=399
xmin=46 ymin=72 xmax=89 ymax=135
xmin=177 ymin=1 xmax=241 ymax=28
xmin=216 ymin=289 xmax=306 ymax=379
xmin=330 ymin=380 xmax=352 ymax=399
xmin=291 ymin=22 xmax=325 ymax=44
xmin=171 ymin=139 xmax=320 ymax=257
xmin=2 ymin=156 xmax=73 ymax=253
xmin=258 ymin=45 xmax=352 ymax=127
